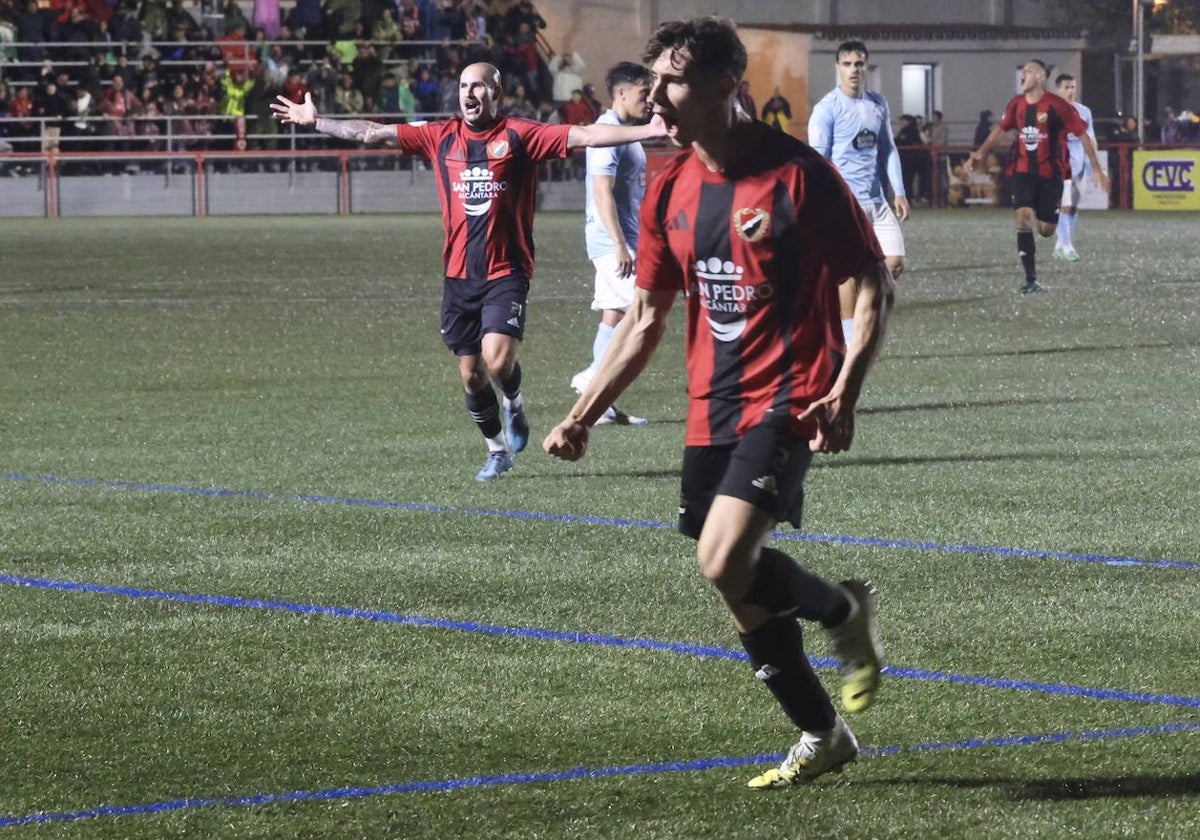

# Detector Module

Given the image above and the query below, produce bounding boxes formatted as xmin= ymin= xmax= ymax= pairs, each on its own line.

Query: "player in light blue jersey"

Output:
xmin=808 ymin=41 xmax=906 ymax=344
xmin=1053 ymin=73 xmax=1096 ymax=262
xmin=571 ymin=61 xmax=653 ymax=426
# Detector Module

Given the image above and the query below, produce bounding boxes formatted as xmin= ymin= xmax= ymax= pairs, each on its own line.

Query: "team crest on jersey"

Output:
xmin=488 ymin=139 xmax=509 ymax=158
xmin=852 ymin=128 xmax=878 ymax=151
xmin=733 ymin=208 xmax=770 ymax=242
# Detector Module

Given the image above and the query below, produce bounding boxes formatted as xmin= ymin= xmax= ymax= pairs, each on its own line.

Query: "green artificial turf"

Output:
xmin=1 ymin=210 xmax=1198 ymax=838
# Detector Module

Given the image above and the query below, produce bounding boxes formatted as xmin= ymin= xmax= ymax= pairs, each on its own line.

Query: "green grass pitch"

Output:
xmin=1 ymin=209 xmax=1198 ymax=838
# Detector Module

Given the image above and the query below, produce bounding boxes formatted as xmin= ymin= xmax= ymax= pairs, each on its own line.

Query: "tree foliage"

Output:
xmin=1045 ymin=0 xmax=1200 ymax=49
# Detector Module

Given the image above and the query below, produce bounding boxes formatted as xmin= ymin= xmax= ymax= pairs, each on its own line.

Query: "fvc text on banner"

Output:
xmin=1133 ymin=150 xmax=1200 ymax=210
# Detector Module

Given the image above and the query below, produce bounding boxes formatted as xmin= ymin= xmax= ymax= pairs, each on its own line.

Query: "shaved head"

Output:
xmin=459 ymin=63 xmax=503 ymax=128
xmin=461 ymin=63 xmax=501 ymax=96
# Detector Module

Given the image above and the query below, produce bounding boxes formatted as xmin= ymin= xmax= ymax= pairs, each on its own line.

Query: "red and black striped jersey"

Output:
xmin=395 ymin=116 xmax=572 ymax=281
xmin=637 ymin=124 xmax=883 ymax=446
xmin=999 ymin=91 xmax=1088 ymax=180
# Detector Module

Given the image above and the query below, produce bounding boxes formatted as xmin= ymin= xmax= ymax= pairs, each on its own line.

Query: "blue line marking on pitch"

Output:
xmin=4 ymin=471 xmax=1198 ymax=571
xmin=2 ymin=720 xmax=1198 ymax=829
xmin=4 ymin=573 xmax=1200 ymax=711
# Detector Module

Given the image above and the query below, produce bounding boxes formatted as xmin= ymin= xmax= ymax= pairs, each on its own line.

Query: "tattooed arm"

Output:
xmin=271 ymin=92 xmax=399 ymax=146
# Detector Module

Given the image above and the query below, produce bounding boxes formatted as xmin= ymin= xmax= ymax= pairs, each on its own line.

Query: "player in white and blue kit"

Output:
xmin=807 ymin=41 xmax=906 ymax=343
xmin=1053 ymin=73 xmax=1095 ymax=262
xmin=571 ymin=61 xmax=653 ymax=425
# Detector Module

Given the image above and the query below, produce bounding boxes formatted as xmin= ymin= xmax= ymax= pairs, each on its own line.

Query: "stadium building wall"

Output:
xmin=0 ymin=168 xmax=587 ymax=218
xmin=538 ymin=1 xmax=1078 ymax=146
xmin=804 ymin=34 xmax=1087 ymax=146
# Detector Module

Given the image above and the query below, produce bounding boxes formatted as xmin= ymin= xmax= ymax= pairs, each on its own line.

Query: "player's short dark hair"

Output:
xmin=1027 ymin=59 xmax=1049 ymax=75
xmin=1055 ymin=72 xmax=1074 ymax=86
xmin=836 ymin=40 xmax=869 ymax=61
xmin=642 ymin=16 xmax=747 ymax=81
xmin=605 ymin=61 xmax=651 ymax=97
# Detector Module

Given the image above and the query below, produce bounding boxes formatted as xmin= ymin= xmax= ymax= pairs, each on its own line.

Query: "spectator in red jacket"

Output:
xmin=560 ymin=88 xmax=595 ymax=125
xmin=281 ymin=69 xmax=309 ymax=104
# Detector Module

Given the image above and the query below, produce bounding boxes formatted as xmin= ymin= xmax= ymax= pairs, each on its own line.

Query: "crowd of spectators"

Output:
xmin=0 ymin=0 xmax=582 ymax=169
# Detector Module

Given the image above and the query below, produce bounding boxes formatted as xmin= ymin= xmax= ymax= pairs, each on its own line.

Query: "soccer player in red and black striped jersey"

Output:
xmin=272 ymin=63 xmax=666 ymax=481
xmin=966 ymin=59 xmax=1108 ymax=293
xmin=544 ymin=17 xmax=895 ymax=788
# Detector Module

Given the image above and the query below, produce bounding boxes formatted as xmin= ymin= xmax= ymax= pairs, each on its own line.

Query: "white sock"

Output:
xmin=841 ymin=318 xmax=853 ymax=346
xmin=502 ymin=394 xmax=524 ymax=412
xmin=1058 ymin=213 xmax=1076 ymax=248
xmin=485 ymin=435 xmax=508 ymax=453
xmin=592 ymin=321 xmax=617 ymax=368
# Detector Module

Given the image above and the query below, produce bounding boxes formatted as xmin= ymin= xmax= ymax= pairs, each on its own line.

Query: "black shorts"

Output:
xmin=1010 ymin=172 xmax=1063 ymax=225
xmin=440 ymin=275 xmax=529 ymax=356
xmin=677 ymin=415 xmax=812 ymax=541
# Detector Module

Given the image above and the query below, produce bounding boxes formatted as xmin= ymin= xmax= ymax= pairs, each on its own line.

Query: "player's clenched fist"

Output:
xmin=543 ymin=420 xmax=590 ymax=462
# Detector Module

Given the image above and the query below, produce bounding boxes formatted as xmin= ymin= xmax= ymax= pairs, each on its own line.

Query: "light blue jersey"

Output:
xmin=1067 ymin=101 xmax=1095 ymax=180
xmin=584 ymin=109 xmax=646 ymax=260
xmin=807 ymin=87 xmax=904 ymax=207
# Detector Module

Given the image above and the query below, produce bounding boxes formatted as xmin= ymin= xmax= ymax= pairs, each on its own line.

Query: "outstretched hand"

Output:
xmin=271 ymin=92 xmax=317 ymax=126
xmin=543 ymin=419 xmax=590 ymax=462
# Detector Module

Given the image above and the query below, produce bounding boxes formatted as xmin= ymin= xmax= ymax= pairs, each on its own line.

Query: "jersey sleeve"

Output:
xmin=635 ymin=164 xmax=686 ymax=294
xmin=1081 ymin=104 xmax=1097 ymax=142
xmin=875 ymin=97 xmax=906 ymax=198
xmin=515 ymin=120 xmax=572 ymax=161
xmin=795 ymin=155 xmax=883 ymax=284
xmin=394 ymin=121 xmax=439 ymax=157
xmin=1059 ymin=97 xmax=1088 ymax=137
xmin=806 ymin=97 xmax=834 ymax=156
xmin=586 ymin=143 xmax=619 ymax=177
xmin=998 ymin=97 xmax=1019 ymax=132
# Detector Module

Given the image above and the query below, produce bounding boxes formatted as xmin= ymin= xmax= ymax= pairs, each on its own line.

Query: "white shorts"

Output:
xmin=590 ymin=250 xmax=637 ymax=312
xmin=866 ymin=201 xmax=905 ymax=258
xmin=1061 ymin=179 xmax=1080 ymax=209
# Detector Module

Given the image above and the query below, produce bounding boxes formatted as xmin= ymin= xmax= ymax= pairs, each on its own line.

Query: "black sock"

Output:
xmin=741 ymin=547 xmax=851 ymax=627
xmin=465 ymin=387 xmax=503 ymax=440
xmin=1017 ymin=229 xmax=1036 ymax=281
xmin=499 ymin=362 xmax=522 ymax=402
xmin=739 ymin=616 xmax=837 ymax=732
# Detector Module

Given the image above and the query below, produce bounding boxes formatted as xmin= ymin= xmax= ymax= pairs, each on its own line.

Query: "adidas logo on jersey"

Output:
xmin=664 ymin=210 xmax=689 ymax=232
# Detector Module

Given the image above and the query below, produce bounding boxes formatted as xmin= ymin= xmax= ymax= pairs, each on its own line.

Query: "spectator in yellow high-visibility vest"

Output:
xmin=220 ymin=66 xmax=255 ymax=116
xmin=219 ymin=66 xmax=256 ymax=159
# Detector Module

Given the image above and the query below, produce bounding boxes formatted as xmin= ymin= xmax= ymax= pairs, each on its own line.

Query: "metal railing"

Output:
xmin=0 ymin=144 xmax=587 ymax=218
xmin=893 ymin=142 xmax=1200 ymax=210
xmin=0 ymin=111 xmax=454 ymax=154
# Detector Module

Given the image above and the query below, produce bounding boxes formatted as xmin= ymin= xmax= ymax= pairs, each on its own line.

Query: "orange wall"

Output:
xmin=739 ymin=30 xmax=811 ymax=139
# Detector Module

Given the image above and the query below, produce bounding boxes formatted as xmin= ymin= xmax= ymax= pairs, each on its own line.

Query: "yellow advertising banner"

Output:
xmin=1132 ymin=150 xmax=1200 ymax=210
